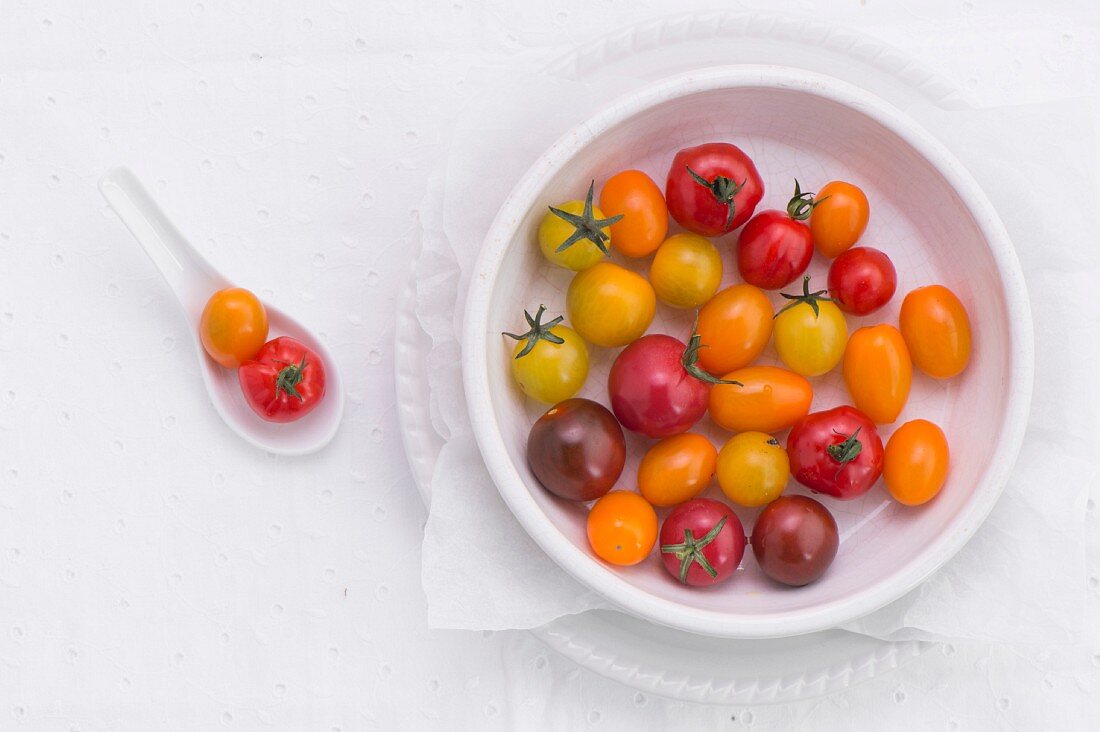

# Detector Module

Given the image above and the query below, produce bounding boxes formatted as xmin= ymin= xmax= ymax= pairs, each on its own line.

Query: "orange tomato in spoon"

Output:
xmin=200 ymin=287 xmax=269 ymax=368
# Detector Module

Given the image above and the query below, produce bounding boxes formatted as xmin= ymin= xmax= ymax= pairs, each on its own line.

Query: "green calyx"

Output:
xmin=660 ymin=516 xmax=729 ymax=584
xmin=775 ymin=276 xmax=834 ymax=319
xmin=274 ymin=356 xmax=308 ymax=401
xmin=502 ymin=304 xmax=565 ymax=359
xmin=681 ymin=317 xmax=742 ymax=386
xmin=547 ymin=180 xmax=623 ymax=255
xmin=785 ymin=179 xmax=827 ymax=221
xmin=826 ymin=427 xmax=863 ymax=478
xmin=687 ymin=166 xmax=746 ymax=229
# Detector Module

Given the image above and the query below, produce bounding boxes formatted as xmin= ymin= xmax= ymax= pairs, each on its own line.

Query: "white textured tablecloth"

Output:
xmin=2 ymin=1 xmax=1100 ymax=729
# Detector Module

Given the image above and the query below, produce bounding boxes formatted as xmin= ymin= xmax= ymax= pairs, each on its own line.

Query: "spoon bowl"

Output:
xmin=99 ymin=166 xmax=344 ymax=456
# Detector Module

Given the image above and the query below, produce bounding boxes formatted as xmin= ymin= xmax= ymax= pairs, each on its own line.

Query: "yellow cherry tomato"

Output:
xmin=810 ymin=180 xmax=869 ymax=258
xmin=504 ymin=306 xmax=589 ymax=404
xmin=884 ymin=419 xmax=950 ymax=506
xmin=637 ymin=433 xmax=717 ymax=507
xmin=649 ymin=233 xmax=722 ymax=309
xmin=695 ymin=284 xmax=773 ymax=375
xmin=843 ymin=324 xmax=912 ymax=424
xmin=567 ymin=262 xmax=656 ymax=348
xmin=599 ymin=170 xmax=668 ymax=258
xmin=899 ymin=285 xmax=972 ymax=379
xmin=200 ymin=287 xmax=269 ymax=368
xmin=716 ymin=432 xmax=790 ymax=507
xmin=538 ymin=181 xmax=619 ymax=271
xmin=773 ymin=277 xmax=848 ymax=376
xmin=587 ymin=491 xmax=658 ymax=566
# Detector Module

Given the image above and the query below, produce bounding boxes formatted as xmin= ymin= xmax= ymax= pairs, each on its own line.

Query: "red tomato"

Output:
xmin=827 ymin=247 xmax=897 ymax=315
xmin=238 ymin=337 xmax=326 ymax=423
xmin=665 ymin=143 xmax=764 ymax=237
xmin=608 ymin=329 xmax=739 ymax=439
xmin=735 ymin=181 xmax=817 ymax=290
xmin=659 ymin=498 xmax=745 ymax=586
xmin=787 ymin=406 xmax=883 ymax=500
xmin=750 ymin=495 xmax=839 ymax=586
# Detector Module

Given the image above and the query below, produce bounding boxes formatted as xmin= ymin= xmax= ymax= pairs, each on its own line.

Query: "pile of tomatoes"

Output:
xmin=200 ymin=288 xmax=327 ymax=423
xmin=510 ymin=141 xmax=971 ymax=589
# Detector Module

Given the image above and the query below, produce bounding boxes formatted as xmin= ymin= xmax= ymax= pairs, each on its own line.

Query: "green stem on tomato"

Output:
xmin=547 ymin=180 xmax=623 ymax=255
xmin=660 ymin=516 xmax=728 ymax=584
xmin=502 ymin=304 xmax=566 ymax=359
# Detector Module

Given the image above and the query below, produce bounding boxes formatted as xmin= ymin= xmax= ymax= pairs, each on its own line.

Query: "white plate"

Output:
xmin=396 ymin=11 xmax=986 ymax=703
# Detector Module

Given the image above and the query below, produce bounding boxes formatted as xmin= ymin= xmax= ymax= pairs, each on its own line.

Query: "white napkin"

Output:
xmin=417 ymin=65 xmax=1096 ymax=645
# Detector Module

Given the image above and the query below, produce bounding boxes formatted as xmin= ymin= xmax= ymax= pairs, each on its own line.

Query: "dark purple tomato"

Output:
xmin=659 ymin=498 xmax=745 ymax=586
xmin=527 ymin=398 xmax=625 ymax=501
xmin=750 ymin=495 xmax=839 ymax=586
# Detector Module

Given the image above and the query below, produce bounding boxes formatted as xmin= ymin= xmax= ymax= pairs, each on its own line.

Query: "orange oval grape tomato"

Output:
xmin=810 ymin=181 xmax=869 ymax=258
xmin=842 ymin=324 xmax=912 ymax=424
xmin=899 ymin=285 xmax=971 ymax=379
xmin=637 ymin=433 xmax=717 ymax=507
xmin=708 ymin=365 xmax=813 ymax=434
xmin=695 ymin=284 xmax=773 ymax=376
xmin=884 ymin=419 xmax=950 ymax=506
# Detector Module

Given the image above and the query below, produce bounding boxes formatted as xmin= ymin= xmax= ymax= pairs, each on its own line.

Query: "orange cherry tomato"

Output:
xmin=810 ymin=181 xmax=869 ymax=258
xmin=695 ymin=284 xmax=773 ymax=376
xmin=586 ymin=491 xmax=658 ymax=566
xmin=708 ymin=365 xmax=813 ymax=434
xmin=899 ymin=285 xmax=972 ymax=379
xmin=637 ymin=433 xmax=717 ymax=507
xmin=598 ymin=170 xmax=669 ymax=258
xmin=884 ymin=419 xmax=950 ymax=506
xmin=842 ymin=324 xmax=912 ymax=424
xmin=199 ymin=287 xmax=269 ymax=368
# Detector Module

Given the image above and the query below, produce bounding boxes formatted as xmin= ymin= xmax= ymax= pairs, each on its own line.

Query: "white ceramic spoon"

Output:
xmin=99 ymin=166 xmax=344 ymax=455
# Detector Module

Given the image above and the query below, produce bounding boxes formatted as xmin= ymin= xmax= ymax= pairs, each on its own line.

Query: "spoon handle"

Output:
xmin=99 ymin=167 xmax=227 ymax=314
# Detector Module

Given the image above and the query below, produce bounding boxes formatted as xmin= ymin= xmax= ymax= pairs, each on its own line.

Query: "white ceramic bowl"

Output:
xmin=462 ymin=66 xmax=1032 ymax=639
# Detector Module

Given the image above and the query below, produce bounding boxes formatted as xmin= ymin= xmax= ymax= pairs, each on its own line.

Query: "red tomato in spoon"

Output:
xmin=665 ymin=143 xmax=764 ymax=237
xmin=608 ymin=328 xmax=739 ymax=439
xmin=238 ymin=336 xmax=326 ymax=423
xmin=660 ymin=498 xmax=745 ymax=586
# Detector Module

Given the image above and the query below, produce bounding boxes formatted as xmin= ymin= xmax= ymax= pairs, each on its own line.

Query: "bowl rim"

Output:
xmin=461 ymin=65 xmax=1034 ymax=639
